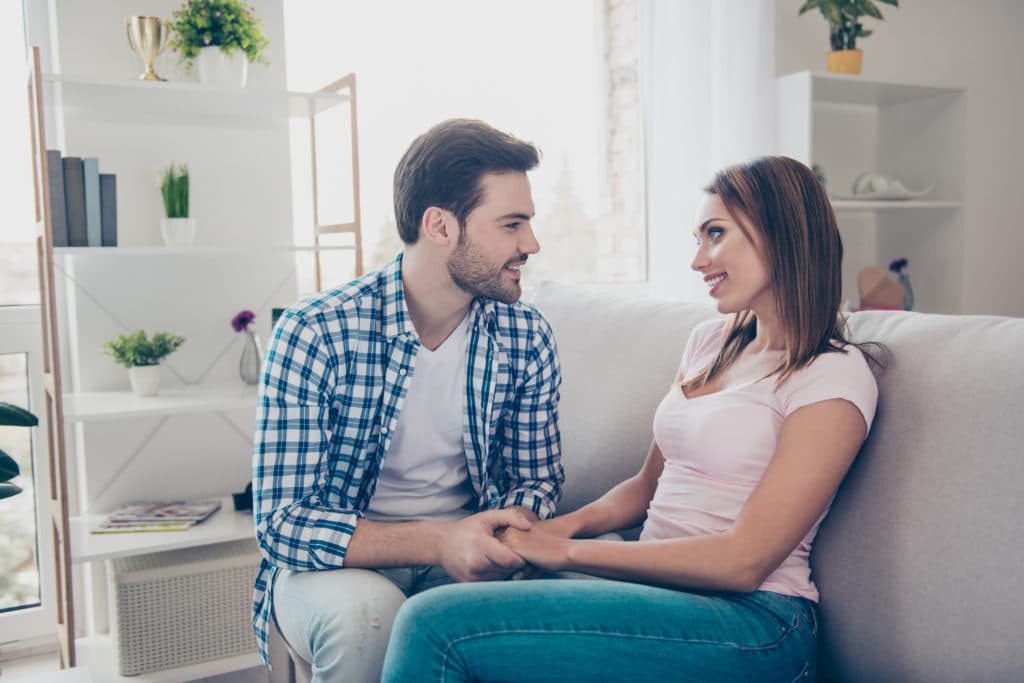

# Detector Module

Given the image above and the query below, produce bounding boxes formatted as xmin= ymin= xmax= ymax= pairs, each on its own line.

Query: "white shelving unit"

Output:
xmin=68 ymin=497 xmax=254 ymax=564
xmin=62 ymin=384 xmax=257 ymax=423
xmin=776 ymin=71 xmax=966 ymax=313
xmin=27 ymin=20 xmax=362 ymax=675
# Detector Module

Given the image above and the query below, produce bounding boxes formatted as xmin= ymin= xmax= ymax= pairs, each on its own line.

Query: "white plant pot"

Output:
xmin=161 ymin=217 xmax=196 ymax=247
xmin=196 ymin=47 xmax=248 ymax=88
xmin=128 ymin=365 xmax=160 ymax=397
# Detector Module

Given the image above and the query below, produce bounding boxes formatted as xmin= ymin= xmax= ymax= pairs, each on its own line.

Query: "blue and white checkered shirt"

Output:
xmin=251 ymin=253 xmax=564 ymax=663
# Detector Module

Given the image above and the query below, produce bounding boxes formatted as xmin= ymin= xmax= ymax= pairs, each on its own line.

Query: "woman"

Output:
xmin=380 ymin=156 xmax=881 ymax=683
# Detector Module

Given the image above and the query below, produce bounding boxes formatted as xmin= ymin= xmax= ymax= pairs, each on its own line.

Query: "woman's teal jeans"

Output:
xmin=381 ymin=579 xmax=817 ymax=683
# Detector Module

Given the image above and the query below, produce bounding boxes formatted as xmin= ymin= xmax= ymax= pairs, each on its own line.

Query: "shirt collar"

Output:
xmin=381 ymin=252 xmax=501 ymax=343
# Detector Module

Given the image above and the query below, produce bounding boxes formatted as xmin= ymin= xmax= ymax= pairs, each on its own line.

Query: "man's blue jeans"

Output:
xmin=381 ymin=579 xmax=817 ymax=682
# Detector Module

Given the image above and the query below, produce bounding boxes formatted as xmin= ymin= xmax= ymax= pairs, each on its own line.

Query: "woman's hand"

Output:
xmin=497 ymin=526 xmax=571 ymax=573
xmin=532 ymin=514 xmax=581 ymax=539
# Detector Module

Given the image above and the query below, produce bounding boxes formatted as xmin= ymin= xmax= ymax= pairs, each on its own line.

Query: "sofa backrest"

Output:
xmin=531 ymin=282 xmax=1024 ymax=683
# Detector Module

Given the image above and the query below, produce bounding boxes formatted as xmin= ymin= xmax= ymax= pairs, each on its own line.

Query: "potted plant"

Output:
xmin=167 ymin=0 xmax=270 ymax=88
xmin=104 ymin=330 xmax=186 ymax=397
xmin=159 ymin=162 xmax=195 ymax=247
xmin=798 ymin=0 xmax=899 ymax=75
xmin=0 ymin=402 xmax=38 ymax=501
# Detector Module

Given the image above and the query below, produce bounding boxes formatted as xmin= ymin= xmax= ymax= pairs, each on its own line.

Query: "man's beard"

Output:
xmin=447 ymin=236 xmax=524 ymax=305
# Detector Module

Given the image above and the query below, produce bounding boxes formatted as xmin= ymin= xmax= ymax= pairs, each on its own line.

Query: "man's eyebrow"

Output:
xmin=497 ymin=212 xmax=533 ymax=221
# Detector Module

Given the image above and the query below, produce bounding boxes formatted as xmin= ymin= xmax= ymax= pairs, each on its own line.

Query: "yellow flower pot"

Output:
xmin=826 ymin=49 xmax=863 ymax=75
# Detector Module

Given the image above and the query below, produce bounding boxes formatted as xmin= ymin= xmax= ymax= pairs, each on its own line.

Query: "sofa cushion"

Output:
xmin=530 ymin=282 xmax=718 ymax=514
xmin=815 ymin=311 xmax=1024 ymax=683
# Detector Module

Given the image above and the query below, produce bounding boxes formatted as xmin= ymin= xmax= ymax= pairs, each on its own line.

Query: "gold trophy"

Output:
xmin=125 ymin=16 xmax=168 ymax=81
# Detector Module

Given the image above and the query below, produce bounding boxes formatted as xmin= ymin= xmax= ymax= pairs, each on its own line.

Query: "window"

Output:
xmin=0 ymin=0 xmax=38 ymax=307
xmin=284 ymin=0 xmax=645 ymax=289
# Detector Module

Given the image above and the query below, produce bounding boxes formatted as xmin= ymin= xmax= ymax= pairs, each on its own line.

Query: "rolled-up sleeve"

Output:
xmin=253 ymin=311 xmax=360 ymax=569
xmin=497 ymin=314 xmax=564 ymax=519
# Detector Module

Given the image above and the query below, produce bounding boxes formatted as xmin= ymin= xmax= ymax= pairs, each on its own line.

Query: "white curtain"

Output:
xmin=639 ymin=0 xmax=777 ymax=301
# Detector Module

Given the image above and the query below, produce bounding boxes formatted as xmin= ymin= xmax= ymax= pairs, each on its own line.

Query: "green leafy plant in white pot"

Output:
xmin=104 ymin=330 xmax=185 ymax=397
xmin=167 ymin=0 xmax=270 ymax=88
xmin=159 ymin=162 xmax=195 ymax=247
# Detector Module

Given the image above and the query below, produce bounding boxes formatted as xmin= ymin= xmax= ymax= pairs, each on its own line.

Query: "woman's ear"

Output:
xmin=420 ymin=207 xmax=454 ymax=246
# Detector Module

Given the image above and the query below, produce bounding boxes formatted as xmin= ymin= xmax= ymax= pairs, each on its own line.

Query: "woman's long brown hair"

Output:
xmin=683 ymin=156 xmax=884 ymax=391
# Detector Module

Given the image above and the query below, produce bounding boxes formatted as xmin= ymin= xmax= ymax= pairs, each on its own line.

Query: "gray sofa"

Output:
xmin=534 ymin=282 xmax=1023 ymax=683
xmin=270 ymin=282 xmax=1023 ymax=682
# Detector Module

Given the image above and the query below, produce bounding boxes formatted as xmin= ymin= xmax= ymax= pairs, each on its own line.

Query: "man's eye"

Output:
xmin=505 ymin=223 xmax=520 ymax=230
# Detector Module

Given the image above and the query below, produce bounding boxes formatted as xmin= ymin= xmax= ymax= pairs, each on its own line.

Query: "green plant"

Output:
xmin=0 ymin=402 xmax=38 ymax=500
xmin=167 ymin=0 xmax=270 ymax=69
xmin=160 ymin=163 xmax=190 ymax=219
xmin=104 ymin=330 xmax=185 ymax=368
xmin=799 ymin=0 xmax=899 ymax=51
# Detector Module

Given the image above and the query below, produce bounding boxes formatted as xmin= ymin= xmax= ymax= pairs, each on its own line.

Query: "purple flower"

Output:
xmin=215 ymin=10 xmax=222 ymax=17
xmin=203 ymin=35 xmax=212 ymax=44
xmin=231 ymin=310 xmax=255 ymax=332
xmin=889 ymin=258 xmax=908 ymax=273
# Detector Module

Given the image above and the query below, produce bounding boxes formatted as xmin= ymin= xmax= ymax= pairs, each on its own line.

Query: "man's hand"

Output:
xmin=437 ymin=509 xmax=532 ymax=582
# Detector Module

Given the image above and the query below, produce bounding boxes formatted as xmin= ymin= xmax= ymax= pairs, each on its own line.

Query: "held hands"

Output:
xmin=497 ymin=524 xmax=572 ymax=573
xmin=437 ymin=509 xmax=532 ymax=582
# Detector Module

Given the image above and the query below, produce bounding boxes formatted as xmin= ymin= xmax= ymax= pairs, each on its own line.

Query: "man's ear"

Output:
xmin=421 ymin=207 xmax=455 ymax=246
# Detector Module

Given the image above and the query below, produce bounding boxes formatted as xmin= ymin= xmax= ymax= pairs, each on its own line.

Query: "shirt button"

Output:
xmin=399 ymin=368 xmax=407 ymax=376
xmin=381 ymin=425 xmax=389 ymax=434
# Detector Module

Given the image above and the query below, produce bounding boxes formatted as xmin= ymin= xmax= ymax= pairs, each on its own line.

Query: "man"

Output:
xmin=252 ymin=118 xmax=564 ymax=682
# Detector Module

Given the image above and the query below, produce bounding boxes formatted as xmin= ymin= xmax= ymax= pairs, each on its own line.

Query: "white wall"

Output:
xmin=776 ymin=0 xmax=1024 ymax=317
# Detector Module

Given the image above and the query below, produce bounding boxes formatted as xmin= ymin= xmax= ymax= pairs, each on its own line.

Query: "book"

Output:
xmin=46 ymin=150 xmax=68 ymax=247
xmin=100 ymin=173 xmax=117 ymax=247
xmin=91 ymin=500 xmax=222 ymax=534
xmin=82 ymin=157 xmax=102 ymax=247
xmin=62 ymin=157 xmax=87 ymax=247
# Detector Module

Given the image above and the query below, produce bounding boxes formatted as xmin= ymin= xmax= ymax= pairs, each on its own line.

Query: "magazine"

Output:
xmin=91 ymin=500 xmax=222 ymax=534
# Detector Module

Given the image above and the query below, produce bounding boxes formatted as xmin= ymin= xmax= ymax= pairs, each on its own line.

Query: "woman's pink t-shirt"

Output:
xmin=639 ymin=318 xmax=878 ymax=601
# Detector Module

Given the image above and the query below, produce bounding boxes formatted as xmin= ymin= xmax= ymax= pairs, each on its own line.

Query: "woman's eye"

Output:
xmin=707 ymin=227 xmax=724 ymax=241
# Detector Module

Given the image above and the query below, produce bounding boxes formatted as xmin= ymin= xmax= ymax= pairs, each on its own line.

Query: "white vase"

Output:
xmin=196 ymin=46 xmax=248 ymax=88
xmin=160 ymin=217 xmax=196 ymax=247
xmin=128 ymin=365 xmax=160 ymax=397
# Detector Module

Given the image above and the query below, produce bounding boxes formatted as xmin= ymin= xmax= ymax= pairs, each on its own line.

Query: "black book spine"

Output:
xmin=100 ymin=174 xmax=117 ymax=247
xmin=62 ymin=157 xmax=87 ymax=247
xmin=46 ymin=150 xmax=68 ymax=247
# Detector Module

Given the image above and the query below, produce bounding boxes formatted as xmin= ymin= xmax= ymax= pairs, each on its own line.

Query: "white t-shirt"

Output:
xmin=364 ymin=315 xmax=475 ymax=522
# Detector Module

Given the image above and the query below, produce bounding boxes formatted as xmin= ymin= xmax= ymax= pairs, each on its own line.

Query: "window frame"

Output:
xmin=0 ymin=304 xmax=57 ymax=647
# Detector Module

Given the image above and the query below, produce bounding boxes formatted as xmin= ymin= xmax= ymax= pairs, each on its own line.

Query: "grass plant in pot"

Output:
xmin=160 ymin=162 xmax=195 ymax=247
xmin=798 ymin=0 xmax=899 ymax=75
xmin=167 ymin=0 xmax=270 ymax=88
xmin=104 ymin=330 xmax=185 ymax=397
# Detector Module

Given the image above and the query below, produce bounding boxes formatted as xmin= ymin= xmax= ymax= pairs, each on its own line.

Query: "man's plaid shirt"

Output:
xmin=251 ymin=253 xmax=564 ymax=662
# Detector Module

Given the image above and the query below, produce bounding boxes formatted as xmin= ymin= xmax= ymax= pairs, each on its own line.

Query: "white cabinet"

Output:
xmin=27 ymin=41 xmax=361 ymax=679
xmin=776 ymin=71 xmax=966 ymax=313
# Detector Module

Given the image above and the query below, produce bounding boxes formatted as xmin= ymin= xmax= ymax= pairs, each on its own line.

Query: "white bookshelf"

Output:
xmin=62 ymin=384 xmax=257 ymax=423
xmin=54 ymin=244 xmax=355 ymax=256
xmin=776 ymin=71 xmax=966 ymax=313
xmin=26 ymin=4 xmax=362 ymax=671
xmin=830 ymin=199 xmax=962 ymax=212
xmin=68 ymin=497 xmax=254 ymax=564
xmin=44 ymin=73 xmax=348 ymax=127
